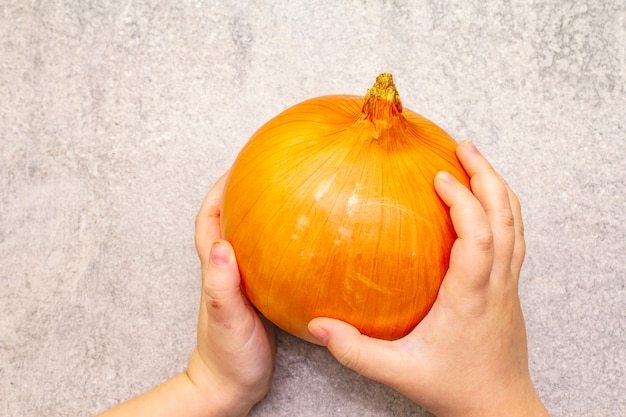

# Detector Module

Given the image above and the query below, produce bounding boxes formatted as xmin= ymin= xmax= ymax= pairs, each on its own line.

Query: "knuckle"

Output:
xmin=473 ymin=230 xmax=494 ymax=252
xmin=499 ymin=208 xmax=516 ymax=228
xmin=335 ymin=340 xmax=364 ymax=373
xmin=203 ymin=281 xmax=229 ymax=304
xmin=195 ymin=204 xmax=221 ymax=229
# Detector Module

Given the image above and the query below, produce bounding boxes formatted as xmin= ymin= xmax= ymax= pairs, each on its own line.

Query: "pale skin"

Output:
xmin=97 ymin=140 xmax=549 ymax=417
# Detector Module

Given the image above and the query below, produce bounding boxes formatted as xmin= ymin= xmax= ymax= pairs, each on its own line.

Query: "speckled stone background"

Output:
xmin=1 ymin=1 xmax=624 ymax=416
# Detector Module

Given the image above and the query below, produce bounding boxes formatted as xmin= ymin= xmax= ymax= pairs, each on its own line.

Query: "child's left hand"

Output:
xmin=189 ymin=171 xmax=277 ymax=416
xmin=97 ymin=172 xmax=276 ymax=417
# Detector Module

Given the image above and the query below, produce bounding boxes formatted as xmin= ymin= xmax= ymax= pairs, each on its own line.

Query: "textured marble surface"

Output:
xmin=1 ymin=1 xmax=624 ymax=416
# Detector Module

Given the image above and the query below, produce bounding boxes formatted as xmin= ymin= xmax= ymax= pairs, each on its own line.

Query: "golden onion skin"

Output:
xmin=221 ymin=74 xmax=469 ymax=344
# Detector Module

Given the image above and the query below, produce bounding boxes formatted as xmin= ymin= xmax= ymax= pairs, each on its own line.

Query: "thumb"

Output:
xmin=203 ymin=240 xmax=251 ymax=333
xmin=308 ymin=318 xmax=406 ymax=386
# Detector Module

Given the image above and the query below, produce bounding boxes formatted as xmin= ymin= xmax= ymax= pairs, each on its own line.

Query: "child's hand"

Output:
xmin=309 ymin=141 xmax=549 ymax=417
xmin=96 ymin=173 xmax=275 ymax=417
xmin=189 ymin=171 xmax=276 ymax=416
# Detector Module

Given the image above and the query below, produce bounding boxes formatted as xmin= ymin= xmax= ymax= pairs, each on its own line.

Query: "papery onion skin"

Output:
xmin=221 ymin=74 xmax=470 ymax=344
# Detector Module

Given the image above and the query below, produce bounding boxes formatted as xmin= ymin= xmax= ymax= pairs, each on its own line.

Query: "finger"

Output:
xmin=456 ymin=141 xmax=516 ymax=276
xmin=195 ymin=170 xmax=230 ymax=264
xmin=507 ymin=185 xmax=526 ymax=276
xmin=308 ymin=318 xmax=407 ymax=388
xmin=434 ymin=170 xmax=493 ymax=290
xmin=203 ymin=240 xmax=255 ymax=338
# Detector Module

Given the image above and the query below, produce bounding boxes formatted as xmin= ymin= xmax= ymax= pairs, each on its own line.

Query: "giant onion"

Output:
xmin=221 ymin=73 xmax=469 ymax=343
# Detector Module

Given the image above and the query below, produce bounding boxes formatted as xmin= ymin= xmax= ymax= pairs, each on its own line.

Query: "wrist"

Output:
xmin=440 ymin=379 xmax=549 ymax=417
xmin=485 ymin=378 xmax=549 ymax=417
xmin=421 ymin=369 xmax=549 ymax=417
xmin=186 ymin=348 xmax=257 ymax=417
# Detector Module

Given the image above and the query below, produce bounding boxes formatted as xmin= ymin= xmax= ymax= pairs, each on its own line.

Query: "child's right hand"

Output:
xmin=309 ymin=141 xmax=549 ymax=417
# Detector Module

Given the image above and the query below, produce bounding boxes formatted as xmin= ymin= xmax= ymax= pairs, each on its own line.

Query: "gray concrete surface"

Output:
xmin=1 ymin=1 xmax=624 ymax=416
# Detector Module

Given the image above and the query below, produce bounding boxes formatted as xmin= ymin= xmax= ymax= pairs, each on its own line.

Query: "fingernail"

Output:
xmin=210 ymin=241 xmax=230 ymax=266
xmin=464 ymin=140 xmax=480 ymax=154
xmin=309 ymin=326 xmax=329 ymax=345
xmin=437 ymin=171 xmax=457 ymax=184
